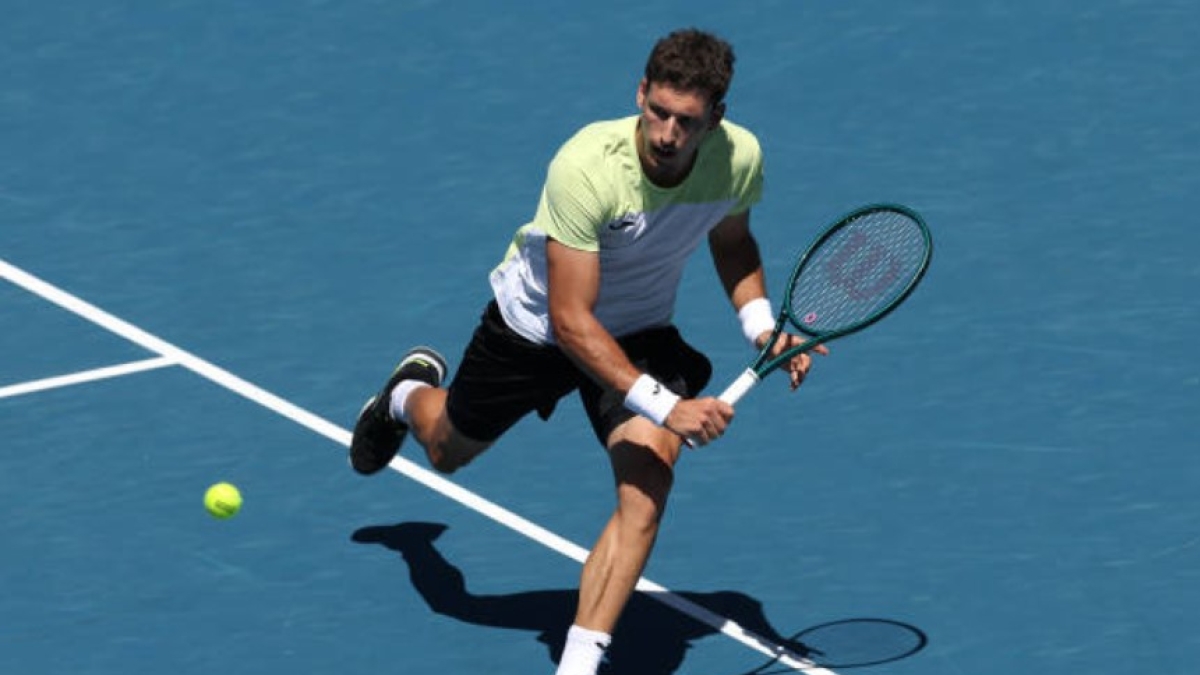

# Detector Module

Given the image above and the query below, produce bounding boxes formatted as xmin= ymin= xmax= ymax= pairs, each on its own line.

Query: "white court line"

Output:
xmin=0 ymin=257 xmax=832 ymax=675
xmin=0 ymin=356 xmax=176 ymax=400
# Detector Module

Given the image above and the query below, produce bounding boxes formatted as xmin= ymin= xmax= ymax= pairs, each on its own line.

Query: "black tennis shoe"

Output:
xmin=349 ymin=346 xmax=447 ymax=475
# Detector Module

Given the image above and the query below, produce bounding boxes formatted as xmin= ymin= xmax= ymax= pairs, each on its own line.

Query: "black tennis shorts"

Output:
xmin=445 ymin=301 xmax=712 ymax=445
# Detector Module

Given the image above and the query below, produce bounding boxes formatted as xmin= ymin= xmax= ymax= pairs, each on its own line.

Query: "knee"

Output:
xmin=428 ymin=445 xmax=469 ymax=474
xmin=416 ymin=415 xmax=491 ymax=474
xmin=616 ymin=465 xmax=674 ymax=530
xmin=427 ymin=439 xmax=487 ymax=475
xmin=616 ymin=487 xmax=670 ymax=539
xmin=608 ymin=435 xmax=678 ymax=528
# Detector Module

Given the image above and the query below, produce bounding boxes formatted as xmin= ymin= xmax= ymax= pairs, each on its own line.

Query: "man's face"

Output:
xmin=636 ymin=79 xmax=724 ymax=185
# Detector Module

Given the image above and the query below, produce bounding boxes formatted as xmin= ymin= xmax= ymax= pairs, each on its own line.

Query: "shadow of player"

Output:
xmin=352 ymin=522 xmax=925 ymax=674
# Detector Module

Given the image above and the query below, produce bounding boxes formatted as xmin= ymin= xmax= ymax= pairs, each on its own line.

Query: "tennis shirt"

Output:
xmin=489 ymin=114 xmax=764 ymax=344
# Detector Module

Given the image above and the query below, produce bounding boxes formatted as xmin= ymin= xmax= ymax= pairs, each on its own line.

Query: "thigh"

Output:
xmin=445 ymin=301 xmax=581 ymax=443
xmin=578 ymin=324 xmax=713 ymax=447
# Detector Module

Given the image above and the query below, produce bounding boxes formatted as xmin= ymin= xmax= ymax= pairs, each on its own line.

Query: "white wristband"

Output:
xmin=738 ymin=297 xmax=775 ymax=346
xmin=623 ymin=374 xmax=680 ymax=426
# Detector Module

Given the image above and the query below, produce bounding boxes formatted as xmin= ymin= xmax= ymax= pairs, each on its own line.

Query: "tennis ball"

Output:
xmin=204 ymin=482 xmax=242 ymax=519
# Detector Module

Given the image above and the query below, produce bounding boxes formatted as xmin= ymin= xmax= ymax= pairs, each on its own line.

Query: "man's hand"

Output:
xmin=755 ymin=330 xmax=830 ymax=390
xmin=664 ymin=397 xmax=734 ymax=447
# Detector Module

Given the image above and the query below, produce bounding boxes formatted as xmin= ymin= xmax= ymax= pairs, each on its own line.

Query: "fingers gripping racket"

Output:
xmin=719 ymin=203 xmax=933 ymax=406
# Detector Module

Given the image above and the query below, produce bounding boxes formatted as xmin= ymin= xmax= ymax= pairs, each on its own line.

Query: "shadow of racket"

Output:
xmin=735 ymin=617 xmax=928 ymax=672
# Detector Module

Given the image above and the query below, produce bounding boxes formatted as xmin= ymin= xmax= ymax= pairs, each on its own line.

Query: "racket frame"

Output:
xmin=719 ymin=203 xmax=932 ymax=405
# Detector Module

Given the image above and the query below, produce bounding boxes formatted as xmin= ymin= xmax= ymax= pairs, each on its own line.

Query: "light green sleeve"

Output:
xmin=535 ymin=153 xmax=609 ymax=252
xmin=729 ymin=129 xmax=764 ymax=215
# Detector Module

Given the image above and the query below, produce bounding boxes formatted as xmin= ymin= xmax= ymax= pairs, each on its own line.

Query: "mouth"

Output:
xmin=651 ymin=145 xmax=677 ymax=161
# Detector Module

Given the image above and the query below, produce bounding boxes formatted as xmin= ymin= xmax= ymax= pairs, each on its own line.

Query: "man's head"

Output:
xmin=635 ymin=29 xmax=736 ymax=186
xmin=643 ymin=28 xmax=735 ymax=109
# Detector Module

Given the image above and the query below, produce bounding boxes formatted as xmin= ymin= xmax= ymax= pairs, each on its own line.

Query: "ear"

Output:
xmin=709 ymin=101 xmax=726 ymax=130
xmin=636 ymin=78 xmax=648 ymax=109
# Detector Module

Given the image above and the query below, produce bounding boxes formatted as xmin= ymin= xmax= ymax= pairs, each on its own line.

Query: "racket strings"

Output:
xmin=789 ymin=211 xmax=928 ymax=333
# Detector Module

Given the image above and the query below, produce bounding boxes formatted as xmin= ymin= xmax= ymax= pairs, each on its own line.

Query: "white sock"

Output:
xmin=555 ymin=625 xmax=611 ymax=675
xmin=389 ymin=380 xmax=430 ymax=425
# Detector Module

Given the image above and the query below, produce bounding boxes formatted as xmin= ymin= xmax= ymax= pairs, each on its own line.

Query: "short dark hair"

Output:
xmin=644 ymin=29 xmax=736 ymax=106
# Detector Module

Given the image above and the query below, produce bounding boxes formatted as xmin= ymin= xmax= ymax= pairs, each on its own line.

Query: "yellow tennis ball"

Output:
xmin=204 ymin=482 xmax=242 ymax=519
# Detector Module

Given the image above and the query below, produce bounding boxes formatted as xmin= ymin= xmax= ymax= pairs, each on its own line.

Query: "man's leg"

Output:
xmin=349 ymin=347 xmax=450 ymax=475
xmin=398 ymin=384 xmax=492 ymax=473
xmin=557 ymin=417 xmax=682 ymax=675
xmin=393 ymin=300 xmax=573 ymax=474
xmin=349 ymin=344 xmax=495 ymax=476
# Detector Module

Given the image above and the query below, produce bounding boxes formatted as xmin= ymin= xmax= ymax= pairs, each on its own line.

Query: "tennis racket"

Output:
xmin=718 ymin=203 xmax=933 ymax=406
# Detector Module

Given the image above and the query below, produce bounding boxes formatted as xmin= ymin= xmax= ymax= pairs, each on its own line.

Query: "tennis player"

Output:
xmin=350 ymin=28 xmax=826 ymax=675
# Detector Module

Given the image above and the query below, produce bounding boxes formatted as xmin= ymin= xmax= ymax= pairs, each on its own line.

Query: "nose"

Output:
xmin=657 ymin=117 xmax=682 ymax=149
xmin=664 ymin=117 xmax=681 ymax=143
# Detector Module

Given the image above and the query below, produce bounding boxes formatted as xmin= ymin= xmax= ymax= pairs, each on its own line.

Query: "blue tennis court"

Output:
xmin=3 ymin=2 xmax=1198 ymax=674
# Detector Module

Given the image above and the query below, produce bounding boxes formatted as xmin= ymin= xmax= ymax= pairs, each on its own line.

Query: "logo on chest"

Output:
xmin=601 ymin=212 xmax=648 ymax=247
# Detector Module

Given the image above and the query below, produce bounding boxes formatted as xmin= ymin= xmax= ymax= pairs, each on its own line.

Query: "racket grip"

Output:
xmin=682 ymin=369 xmax=761 ymax=448
xmin=718 ymin=368 xmax=760 ymax=406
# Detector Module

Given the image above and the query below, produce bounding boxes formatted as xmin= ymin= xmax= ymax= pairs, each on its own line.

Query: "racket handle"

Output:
xmin=682 ymin=369 xmax=761 ymax=448
xmin=718 ymin=368 xmax=760 ymax=406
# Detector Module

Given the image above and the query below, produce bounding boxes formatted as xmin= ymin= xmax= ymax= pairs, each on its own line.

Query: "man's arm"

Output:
xmin=545 ymin=238 xmax=641 ymax=393
xmin=708 ymin=210 xmax=828 ymax=389
xmin=708 ymin=210 xmax=770 ymax=322
xmin=546 ymin=238 xmax=733 ymax=445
